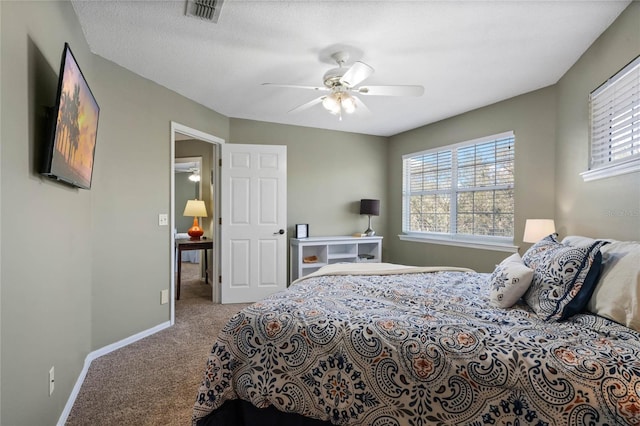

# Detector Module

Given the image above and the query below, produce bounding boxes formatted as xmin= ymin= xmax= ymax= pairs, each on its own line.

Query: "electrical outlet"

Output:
xmin=49 ymin=366 xmax=55 ymax=396
xmin=161 ymin=289 xmax=169 ymax=305
xmin=158 ymin=214 xmax=168 ymax=226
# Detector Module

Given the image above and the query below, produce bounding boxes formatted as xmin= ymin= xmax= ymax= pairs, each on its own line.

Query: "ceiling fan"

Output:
xmin=262 ymin=51 xmax=424 ymax=120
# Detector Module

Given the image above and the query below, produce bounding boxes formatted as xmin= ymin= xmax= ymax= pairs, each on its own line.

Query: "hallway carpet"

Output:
xmin=65 ymin=263 xmax=250 ymax=425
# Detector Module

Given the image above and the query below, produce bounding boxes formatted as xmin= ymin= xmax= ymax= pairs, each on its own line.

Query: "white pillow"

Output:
xmin=586 ymin=241 xmax=640 ymax=331
xmin=500 ymin=252 xmax=522 ymax=264
xmin=489 ymin=253 xmax=534 ymax=308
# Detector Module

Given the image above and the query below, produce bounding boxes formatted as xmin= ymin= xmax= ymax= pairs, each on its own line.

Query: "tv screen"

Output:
xmin=41 ymin=43 xmax=99 ymax=189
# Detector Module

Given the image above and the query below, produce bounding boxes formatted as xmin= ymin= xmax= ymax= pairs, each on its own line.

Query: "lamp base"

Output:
xmin=363 ymin=215 xmax=375 ymax=236
xmin=187 ymin=227 xmax=203 ymax=240
xmin=188 ymin=217 xmax=204 ymax=240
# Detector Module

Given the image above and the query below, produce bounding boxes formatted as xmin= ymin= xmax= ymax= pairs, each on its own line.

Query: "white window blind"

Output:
xmin=402 ymin=131 xmax=514 ymax=241
xmin=586 ymin=55 xmax=640 ymax=180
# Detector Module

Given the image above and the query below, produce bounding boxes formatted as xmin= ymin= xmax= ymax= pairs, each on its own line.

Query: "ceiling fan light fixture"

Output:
xmin=322 ymin=93 xmax=341 ymax=114
xmin=188 ymin=171 xmax=201 ymax=182
xmin=322 ymin=91 xmax=357 ymax=116
xmin=341 ymin=94 xmax=357 ymax=114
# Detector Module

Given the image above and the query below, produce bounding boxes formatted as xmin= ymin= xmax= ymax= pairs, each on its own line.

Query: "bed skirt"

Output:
xmin=196 ymin=399 xmax=332 ymax=426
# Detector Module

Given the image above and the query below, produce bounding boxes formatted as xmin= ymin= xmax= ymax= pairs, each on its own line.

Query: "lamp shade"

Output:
xmin=183 ymin=199 xmax=208 ymax=217
xmin=523 ymin=219 xmax=556 ymax=243
xmin=360 ymin=199 xmax=380 ymax=216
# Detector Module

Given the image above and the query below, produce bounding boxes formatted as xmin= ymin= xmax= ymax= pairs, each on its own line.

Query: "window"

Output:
xmin=583 ymin=55 xmax=640 ymax=182
xmin=402 ymin=131 xmax=515 ymax=247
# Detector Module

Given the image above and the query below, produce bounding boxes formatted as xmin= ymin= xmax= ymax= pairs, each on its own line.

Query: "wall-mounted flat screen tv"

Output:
xmin=41 ymin=43 xmax=100 ymax=189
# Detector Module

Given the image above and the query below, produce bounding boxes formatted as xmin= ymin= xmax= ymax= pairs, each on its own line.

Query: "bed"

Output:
xmin=192 ymin=235 xmax=640 ymax=425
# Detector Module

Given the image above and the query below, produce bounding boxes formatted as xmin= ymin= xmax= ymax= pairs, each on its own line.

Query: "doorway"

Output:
xmin=174 ymin=156 xmax=204 ymax=293
xmin=170 ymin=122 xmax=224 ymax=325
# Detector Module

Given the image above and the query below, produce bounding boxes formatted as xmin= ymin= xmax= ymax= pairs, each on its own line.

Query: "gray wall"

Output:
xmin=387 ymin=87 xmax=557 ymax=272
xmin=555 ymin=1 xmax=640 ymax=240
xmin=89 ymin=53 xmax=228 ymax=350
xmin=230 ymin=119 xmax=389 ymax=244
xmin=0 ymin=1 xmax=229 ymax=423
xmin=1 ymin=2 xmax=94 ymax=424
xmin=0 ymin=2 xmax=3 ymax=419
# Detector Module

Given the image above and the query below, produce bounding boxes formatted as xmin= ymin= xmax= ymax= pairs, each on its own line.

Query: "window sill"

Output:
xmin=398 ymin=234 xmax=518 ymax=253
xmin=581 ymin=157 xmax=640 ymax=182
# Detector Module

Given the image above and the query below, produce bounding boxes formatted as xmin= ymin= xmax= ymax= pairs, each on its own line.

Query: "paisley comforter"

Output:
xmin=193 ymin=264 xmax=640 ymax=425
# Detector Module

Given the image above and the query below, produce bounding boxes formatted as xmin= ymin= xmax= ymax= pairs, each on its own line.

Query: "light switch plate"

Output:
xmin=49 ymin=366 xmax=55 ymax=396
xmin=158 ymin=214 xmax=168 ymax=226
xmin=161 ymin=289 xmax=169 ymax=305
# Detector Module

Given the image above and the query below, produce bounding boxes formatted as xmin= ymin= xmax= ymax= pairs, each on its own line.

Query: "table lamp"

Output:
xmin=523 ymin=219 xmax=556 ymax=243
xmin=360 ymin=199 xmax=380 ymax=236
xmin=183 ymin=199 xmax=208 ymax=240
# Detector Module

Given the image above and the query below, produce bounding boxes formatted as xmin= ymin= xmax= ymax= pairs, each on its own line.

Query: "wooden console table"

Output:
xmin=175 ymin=238 xmax=213 ymax=300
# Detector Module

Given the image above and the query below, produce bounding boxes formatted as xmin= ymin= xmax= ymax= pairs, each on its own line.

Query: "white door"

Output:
xmin=220 ymin=144 xmax=287 ymax=303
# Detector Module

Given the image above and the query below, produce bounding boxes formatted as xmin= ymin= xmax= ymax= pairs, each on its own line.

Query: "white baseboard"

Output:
xmin=57 ymin=321 xmax=172 ymax=426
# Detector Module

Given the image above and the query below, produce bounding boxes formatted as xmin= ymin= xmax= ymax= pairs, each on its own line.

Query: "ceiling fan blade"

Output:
xmin=262 ymin=83 xmax=328 ymax=92
xmin=339 ymin=61 xmax=374 ymax=88
xmin=288 ymin=96 xmax=324 ymax=114
xmin=355 ymin=85 xmax=424 ymax=97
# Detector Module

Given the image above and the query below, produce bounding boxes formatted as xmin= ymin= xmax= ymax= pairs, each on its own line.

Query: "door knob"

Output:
xmin=274 ymin=229 xmax=285 ymax=235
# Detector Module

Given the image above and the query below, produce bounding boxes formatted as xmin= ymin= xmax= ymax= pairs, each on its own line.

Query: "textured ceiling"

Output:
xmin=71 ymin=0 xmax=630 ymax=137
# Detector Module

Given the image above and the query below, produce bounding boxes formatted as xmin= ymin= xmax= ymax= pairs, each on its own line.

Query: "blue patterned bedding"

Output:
xmin=193 ymin=267 xmax=640 ymax=425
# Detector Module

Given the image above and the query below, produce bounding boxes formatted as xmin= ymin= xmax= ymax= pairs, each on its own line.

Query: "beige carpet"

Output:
xmin=65 ymin=262 xmax=250 ymax=425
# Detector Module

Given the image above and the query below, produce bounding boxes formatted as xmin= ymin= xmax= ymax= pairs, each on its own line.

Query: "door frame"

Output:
xmin=170 ymin=121 xmax=225 ymax=325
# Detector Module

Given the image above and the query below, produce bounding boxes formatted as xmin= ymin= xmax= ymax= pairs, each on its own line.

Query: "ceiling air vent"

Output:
xmin=185 ymin=0 xmax=223 ymax=23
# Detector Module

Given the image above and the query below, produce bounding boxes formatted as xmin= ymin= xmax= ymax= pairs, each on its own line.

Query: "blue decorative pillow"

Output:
xmin=522 ymin=234 xmax=607 ymax=321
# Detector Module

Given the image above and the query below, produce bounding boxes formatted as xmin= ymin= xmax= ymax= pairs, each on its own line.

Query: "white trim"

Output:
xmin=170 ymin=121 xmax=225 ymax=322
xmin=398 ymin=234 xmax=518 ymax=253
xmin=581 ymin=156 xmax=640 ymax=182
xmin=171 ymin=122 xmax=225 ymax=145
xmin=57 ymin=321 xmax=171 ymax=426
